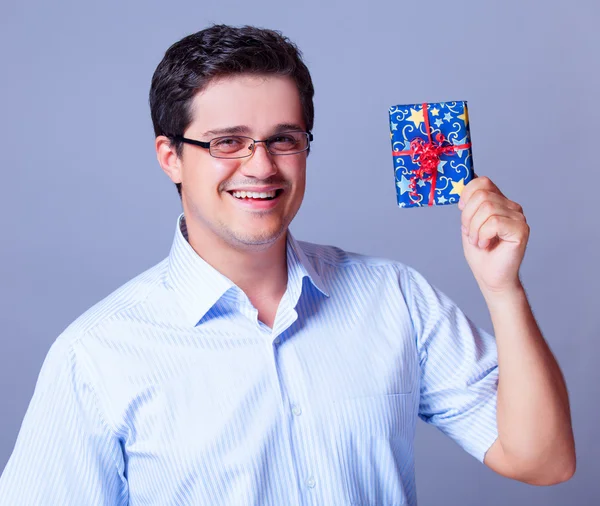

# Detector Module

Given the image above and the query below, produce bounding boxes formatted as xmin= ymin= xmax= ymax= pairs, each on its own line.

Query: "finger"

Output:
xmin=477 ymin=215 xmax=530 ymax=249
xmin=458 ymin=176 xmax=504 ymax=210
xmin=461 ymin=190 xmax=523 ymax=234
xmin=465 ymin=203 xmax=525 ymax=247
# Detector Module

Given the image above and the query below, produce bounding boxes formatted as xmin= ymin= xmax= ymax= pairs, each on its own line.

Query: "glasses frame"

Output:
xmin=172 ymin=131 xmax=314 ymax=159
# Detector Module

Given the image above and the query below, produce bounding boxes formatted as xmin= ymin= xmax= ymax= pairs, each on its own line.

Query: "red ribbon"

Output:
xmin=392 ymin=103 xmax=471 ymax=206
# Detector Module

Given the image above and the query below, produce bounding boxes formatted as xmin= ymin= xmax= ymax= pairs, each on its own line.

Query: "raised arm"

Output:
xmin=458 ymin=176 xmax=575 ymax=485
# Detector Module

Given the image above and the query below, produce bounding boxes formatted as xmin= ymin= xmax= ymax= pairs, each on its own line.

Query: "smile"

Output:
xmin=226 ymin=189 xmax=285 ymax=210
xmin=229 ymin=189 xmax=284 ymax=200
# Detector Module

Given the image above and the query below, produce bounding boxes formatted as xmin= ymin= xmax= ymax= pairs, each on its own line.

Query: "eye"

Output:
xmin=214 ymin=136 xmax=243 ymax=147
xmin=272 ymin=135 xmax=294 ymax=143
xmin=211 ymin=136 xmax=248 ymax=154
xmin=270 ymin=134 xmax=299 ymax=148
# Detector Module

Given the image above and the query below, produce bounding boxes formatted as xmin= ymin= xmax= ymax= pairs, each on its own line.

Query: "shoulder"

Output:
xmin=297 ymin=238 xmax=394 ymax=267
xmin=53 ymin=258 xmax=169 ymax=351
xmin=293 ymin=237 xmax=423 ymax=285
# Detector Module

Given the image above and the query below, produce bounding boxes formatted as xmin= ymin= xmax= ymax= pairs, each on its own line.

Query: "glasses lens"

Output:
xmin=267 ymin=132 xmax=309 ymax=155
xmin=208 ymin=132 xmax=310 ymax=158
xmin=210 ymin=136 xmax=252 ymax=158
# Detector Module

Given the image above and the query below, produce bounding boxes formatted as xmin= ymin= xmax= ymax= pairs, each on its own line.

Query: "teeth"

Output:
xmin=231 ymin=190 xmax=277 ymax=199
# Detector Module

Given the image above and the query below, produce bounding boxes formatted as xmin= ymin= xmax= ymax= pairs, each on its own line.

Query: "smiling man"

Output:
xmin=155 ymin=71 xmax=309 ymax=328
xmin=0 ymin=24 xmax=575 ymax=506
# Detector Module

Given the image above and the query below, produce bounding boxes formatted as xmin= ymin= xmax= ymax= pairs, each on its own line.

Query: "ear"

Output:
xmin=156 ymin=135 xmax=182 ymax=184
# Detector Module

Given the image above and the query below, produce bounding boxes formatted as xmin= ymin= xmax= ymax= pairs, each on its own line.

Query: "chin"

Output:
xmin=230 ymin=226 xmax=287 ymax=248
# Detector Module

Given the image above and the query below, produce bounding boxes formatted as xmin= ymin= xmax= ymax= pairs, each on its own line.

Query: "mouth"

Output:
xmin=225 ymin=188 xmax=285 ymax=210
xmin=227 ymin=189 xmax=284 ymax=201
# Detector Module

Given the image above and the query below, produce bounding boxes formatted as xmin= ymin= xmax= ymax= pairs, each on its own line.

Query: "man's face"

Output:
xmin=176 ymin=74 xmax=307 ymax=251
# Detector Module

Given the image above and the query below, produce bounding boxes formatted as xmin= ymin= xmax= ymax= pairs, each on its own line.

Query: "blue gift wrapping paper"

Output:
xmin=389 ymin=101 xmax=474 ymax=208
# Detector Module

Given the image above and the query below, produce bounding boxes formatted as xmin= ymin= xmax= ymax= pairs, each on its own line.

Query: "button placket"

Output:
xmin=269 ymin=320 xmax=317 ymax=499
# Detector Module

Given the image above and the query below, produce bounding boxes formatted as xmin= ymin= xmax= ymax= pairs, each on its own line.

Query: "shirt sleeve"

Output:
xmin=0 ymin=335 xmax=128 ymax=505
xmin=403 ymin=266 xmax=499 ymax=463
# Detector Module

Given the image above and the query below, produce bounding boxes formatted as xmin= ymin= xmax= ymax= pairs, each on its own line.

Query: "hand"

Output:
xmin=458 ymin=175 xmax=530 ymax=295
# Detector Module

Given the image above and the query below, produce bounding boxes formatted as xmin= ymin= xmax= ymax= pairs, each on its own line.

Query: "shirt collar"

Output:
xmin=167 ymin=213 xmax=329 ymax=327
xmin=285 ymin=228 xmax=329 ymax=305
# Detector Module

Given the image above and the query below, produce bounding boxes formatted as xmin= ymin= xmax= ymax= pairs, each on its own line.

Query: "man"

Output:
xmin=0 ymin=24 xmax=575 ymax=505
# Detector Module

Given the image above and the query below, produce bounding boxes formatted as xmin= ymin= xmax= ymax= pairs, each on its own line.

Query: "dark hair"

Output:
xmin=149 ymin=24 xmax=315 ymax=197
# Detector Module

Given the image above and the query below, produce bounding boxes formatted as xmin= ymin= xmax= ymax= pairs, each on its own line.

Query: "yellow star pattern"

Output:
xmin=457 ymin=108 xmax=469 ymax=125
xmin=407 ymin=107 xmax=424 ymax=128
xmin=449 ymin=178 xmax=465 ymax=196
xmin=430 ymin=107 xmax=440 ymax=117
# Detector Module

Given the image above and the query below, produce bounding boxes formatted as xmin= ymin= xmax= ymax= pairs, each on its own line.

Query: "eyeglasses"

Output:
xmin=173 ymin=131 xmax=313 ymax=159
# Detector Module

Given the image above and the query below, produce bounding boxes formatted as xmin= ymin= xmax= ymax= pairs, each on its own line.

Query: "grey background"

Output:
xmin=1 ymin=0 xmax=598 ymax=504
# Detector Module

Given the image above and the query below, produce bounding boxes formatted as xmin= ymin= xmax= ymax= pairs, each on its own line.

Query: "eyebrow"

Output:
xmin=201 ymin=123 xmax=306 ymax=138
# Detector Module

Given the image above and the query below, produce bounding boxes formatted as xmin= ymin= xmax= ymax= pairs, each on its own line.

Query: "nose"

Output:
xmin=239 ymin=141 xmax=278 ymax=179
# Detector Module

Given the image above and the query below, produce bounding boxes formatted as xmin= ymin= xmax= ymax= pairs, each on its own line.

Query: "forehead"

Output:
xmin=188 ymin=74 xmax=304 ymax=134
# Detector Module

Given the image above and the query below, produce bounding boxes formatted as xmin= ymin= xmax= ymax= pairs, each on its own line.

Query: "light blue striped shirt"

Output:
xmin=0 ymin=214 xmax=499 ymax=506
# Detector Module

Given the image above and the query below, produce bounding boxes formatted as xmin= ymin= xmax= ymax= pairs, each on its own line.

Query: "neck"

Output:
xmin=184 ymin=218 xmax=289 ymax=305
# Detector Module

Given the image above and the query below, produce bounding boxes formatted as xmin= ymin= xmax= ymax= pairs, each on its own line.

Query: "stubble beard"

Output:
xmin=216 ymin=211 xmax=290 ymax=251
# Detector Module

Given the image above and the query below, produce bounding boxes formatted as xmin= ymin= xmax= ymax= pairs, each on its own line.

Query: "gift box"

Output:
xmin=389 ymin=101 xmax=474 ymax=208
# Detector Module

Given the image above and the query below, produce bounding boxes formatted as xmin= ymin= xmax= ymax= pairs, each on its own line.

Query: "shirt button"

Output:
xmin=273 ymin=337 xmax=281 ymax=345
xmin=306 ymin=476 xmax=316 ymax=488
xmin=292 ymin=404 xmax=302 ymax=416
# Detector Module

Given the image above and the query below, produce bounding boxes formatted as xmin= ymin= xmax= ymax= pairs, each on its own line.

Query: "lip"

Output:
xmin=226 ymin=188 xmax=284 ymax=210
xmin=226 ymin=186 xmax=283 ymax=193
